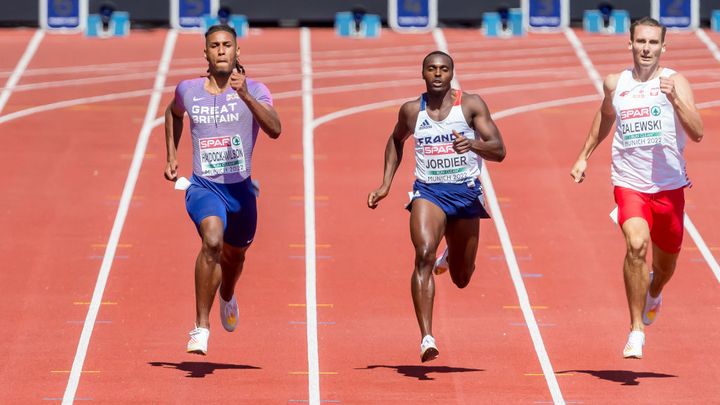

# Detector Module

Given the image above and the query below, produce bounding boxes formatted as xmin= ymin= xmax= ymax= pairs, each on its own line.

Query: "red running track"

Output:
xmin=0 ymin=27 xmax=718 ymax=404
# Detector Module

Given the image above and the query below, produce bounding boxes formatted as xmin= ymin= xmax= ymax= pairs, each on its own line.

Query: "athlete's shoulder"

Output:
xmin=459 ymin=91 xmax=489 ymax=115
xmin=245 ymin=78 xmax=273 ymax=103
xmin=604 ymin=70 xmax=626 ymax=92
xmin=400 ymin=96 xmax=421 ymax=115
xmin=459 ymin=91 xmax=484 ymax=105
xmin=661 ymin=67 xmax=679 ymax=77
xmin=176 ymin=77 xmax=205 ymax=94
xmin=245 ymin=78 xmax=270 ymax=93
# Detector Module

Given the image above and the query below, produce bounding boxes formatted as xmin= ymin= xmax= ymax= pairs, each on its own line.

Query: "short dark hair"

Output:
xmin=630 ymin=17 xmax=666 ymax=42
xmin=205 ymin=24 xmax=237 ymax=41
xmin=423 ymin=51 xmax=454 ymax=71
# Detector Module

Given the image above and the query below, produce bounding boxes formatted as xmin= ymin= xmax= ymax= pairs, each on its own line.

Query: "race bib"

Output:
xmin=619 ymin=105 xmax=663 ymax=148
xmin=423 ymin=143 xmax=469 ymax=183
xmin=199 ymin=134 xmax=246 ymax=176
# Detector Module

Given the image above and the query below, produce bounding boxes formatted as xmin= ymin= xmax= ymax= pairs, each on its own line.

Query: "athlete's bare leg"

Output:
xmin=409 ymin=199 xmax=446 ymax=338
xmin=444 ymin=217 xmax=479 ymax=288
xmin=218 ymin=243 xmax=248 ymax=301
xmin=195 ymin=216 xmax=225 ymax=329
xmin=649 ymin=244 xmax=679 ymax=298
xmin=621 ymin=217 xmax=651 ymax=332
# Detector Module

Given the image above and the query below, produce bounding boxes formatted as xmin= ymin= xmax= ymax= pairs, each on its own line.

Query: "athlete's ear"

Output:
xmin=627 ymin=40 xmax=632 ymax=50
xmin=661 ymin=43 xmax=666 ymax=53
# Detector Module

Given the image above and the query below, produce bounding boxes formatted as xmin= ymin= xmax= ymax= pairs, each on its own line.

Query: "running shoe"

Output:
xmin=219 ymin=293 xmax=239 ymax=332
xmin=420 ymin=335 xmax=439 ymax=363
xmin=433 ymin=247 xmax=449 ymax=275
xmin=187 ymin=326 xmax=210 ymax=355
xmin=623 ymin=330 xmax=645 ymax=359
xmin=642 ymin=272 xmax=662 ymax=326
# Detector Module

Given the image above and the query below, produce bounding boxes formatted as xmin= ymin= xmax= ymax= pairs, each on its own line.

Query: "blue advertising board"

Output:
xmin=388 ymin=0 xmax=437 ymax=32
xmin=40 ymin=0 xmax=87 ymax=31
xmin=171 ymin=0 xmax=218 ymax=30
xmin=652 ymin=0 xmax=698 ymax=29
xmin=522 ymin=0 xmax=568 ymax=31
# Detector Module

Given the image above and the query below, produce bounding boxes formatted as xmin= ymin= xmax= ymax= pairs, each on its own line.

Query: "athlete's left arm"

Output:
xmin=454 ymin=93 xmax=506 ymax=162
xmin=230 ymin=70 xmax=282 ymax=139
xmin=662 ymin=73 xmax=703 ymax=142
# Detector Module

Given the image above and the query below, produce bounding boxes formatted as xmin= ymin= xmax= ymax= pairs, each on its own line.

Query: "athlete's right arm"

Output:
xmin=164 ymin=97 xmax=185 ymax=182
xmin=367 ymin=101 xmax=416 ymax=209
xmin=570 ymin=74 xmax=618 ymax=183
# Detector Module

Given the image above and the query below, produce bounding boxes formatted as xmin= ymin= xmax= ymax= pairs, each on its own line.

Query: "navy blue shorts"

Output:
xmin=185 ymin=174 xmax=257 ymax=247
xmin=407 ymin=179 xmax=491 ymax=219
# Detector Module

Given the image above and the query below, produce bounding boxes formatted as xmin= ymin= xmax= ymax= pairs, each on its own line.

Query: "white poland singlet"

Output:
xmin=413 ymin=90 xmax=481 ymax=184
xmin=611 ymin=68 xmax=690 ymax=193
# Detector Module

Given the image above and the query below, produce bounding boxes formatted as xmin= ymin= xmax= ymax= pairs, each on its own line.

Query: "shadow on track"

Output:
xmin=357 ymin=364 xmax=484 ymax=381
xmin=558 ymin=369 xmax=677 ymax=386
xmin=149 ymin=361 xmax=261 ymax=378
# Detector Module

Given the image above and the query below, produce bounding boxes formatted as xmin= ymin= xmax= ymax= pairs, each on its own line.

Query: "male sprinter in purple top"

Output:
xmin=164 ymin=24 xmax=281 ymax=355
xmin=367 ymin=51 xmax=506 ymax=362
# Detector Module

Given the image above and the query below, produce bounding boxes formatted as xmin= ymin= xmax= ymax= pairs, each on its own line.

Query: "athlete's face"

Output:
xmin=204 ymin=30 xmax=239 ymax=75
xmin=629 ymin=25 xmax=665 ymax=69
xmin=422 ymin=55 xmax=453 ymax=94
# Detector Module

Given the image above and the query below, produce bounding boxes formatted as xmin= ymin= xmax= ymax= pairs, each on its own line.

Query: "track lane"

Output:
xmin=71 ymin=29 xmax=312 ymax=403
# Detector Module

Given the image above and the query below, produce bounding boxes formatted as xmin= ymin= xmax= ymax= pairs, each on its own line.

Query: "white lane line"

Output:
xmin=314 ymin=94 xmax=598 ymax=130
xmin=565 ymin=27 xmax=720 ymax=283
xmin=0 ymin=77 xmax=594 ymax=127
xmin=564 ymin=28 xmax=604 ymax=96
xmin=0 ymin=29 xmax=44 ymax=115
xmin=696 ymin=29 xmax=720 ymax=63
xmin=690 ymin=30 xmax=720 ymax=282
xmin=438 ymin=28 xmax=567 ymax=405
xmin=300 ymin=27 xmax=321 ymax=405
xmin=697 ymin=99 xmax=720 ymax=109
xmin=684 ymin=214 xmax=720 ymax=282
xmin=0 ymin=88 xmax=162 ymax=125
xmin=61 ymin=29 xmax=178 ymax=405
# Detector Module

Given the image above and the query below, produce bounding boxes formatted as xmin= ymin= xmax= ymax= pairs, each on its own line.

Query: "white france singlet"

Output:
xmin=611 ymin=68 xmax=690 ymax=193
xmin=414 ymin=90 xmax=481 ymax=184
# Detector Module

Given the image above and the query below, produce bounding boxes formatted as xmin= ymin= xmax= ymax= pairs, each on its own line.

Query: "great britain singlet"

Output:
xmin=174 ymin=77 xmax=273 ymax=184
xmin=413 ymin=90 xmax=481 ymax=184
xmin=611 ymin=68 xmax=690 ymax=193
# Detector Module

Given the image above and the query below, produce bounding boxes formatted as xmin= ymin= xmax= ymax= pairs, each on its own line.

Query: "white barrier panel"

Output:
xmin=521 ymin=0 xmax=568 ymax=31
xmin=39 ymin=0 xmax=88 ymax=32
xmin=170 ymin=0 xmax=218 ymax=30
xmin=388 ymin=0 xmax=437 ymax=33
xmin=651 ymin=0 xmax=699 ymax=30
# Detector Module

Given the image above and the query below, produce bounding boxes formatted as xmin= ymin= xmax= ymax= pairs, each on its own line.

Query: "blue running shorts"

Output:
xmin=185 ymin=174 xmax=258 ymax=247
xmin=407 ymin=179 xmax=491 ymax=219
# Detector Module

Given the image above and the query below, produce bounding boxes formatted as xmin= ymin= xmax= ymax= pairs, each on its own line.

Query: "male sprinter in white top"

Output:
xmin=570 ymin=17 xmax=703 ymax=359
xmin=368 ymin=51 xmax=506 ymax=362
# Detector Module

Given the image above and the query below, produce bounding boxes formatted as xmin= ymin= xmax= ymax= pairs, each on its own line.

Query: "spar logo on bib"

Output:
xmin=232 ymin=135 xmax=242 ymax=147
xmin=620 ymin=106 xmax=661 ymax=120
xmin=200 ymin=137 xmax=231 ymax=148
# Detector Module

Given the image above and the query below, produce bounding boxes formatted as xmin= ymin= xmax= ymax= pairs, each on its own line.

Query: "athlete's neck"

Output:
xmin=425 ymin=88 xmax=455 ymax=110
xmin=632 ymin=65 xmax=662 ymax=82
xmin=205 ymin=73 xmax=231 ymax=95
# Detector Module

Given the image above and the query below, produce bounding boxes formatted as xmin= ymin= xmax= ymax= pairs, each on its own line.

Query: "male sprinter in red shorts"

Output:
xmin=570 ymin=17 xmax=703 ymax=358
xmin=164 ymin=24 xmax=281 ymax=355
xmin=368 ymin=51 xmax=506 ymax=362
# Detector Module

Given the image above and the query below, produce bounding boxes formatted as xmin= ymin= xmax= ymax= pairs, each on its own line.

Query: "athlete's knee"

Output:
xmin=450 ymin=265 xmax=475 ymax=289
xmin=222 ymin=245 xmax=247 ymax=267
xmin=625 ymin=235 xmax=649 ymax=261
xmin=414 ymin=246 xmax=437 ymax=271
xmin=201 ymin=233 xmax=224 ymax=261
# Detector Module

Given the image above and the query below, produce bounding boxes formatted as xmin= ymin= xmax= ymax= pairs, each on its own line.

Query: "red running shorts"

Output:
xmin=613 ymin=186 xmax=685 ymax=253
